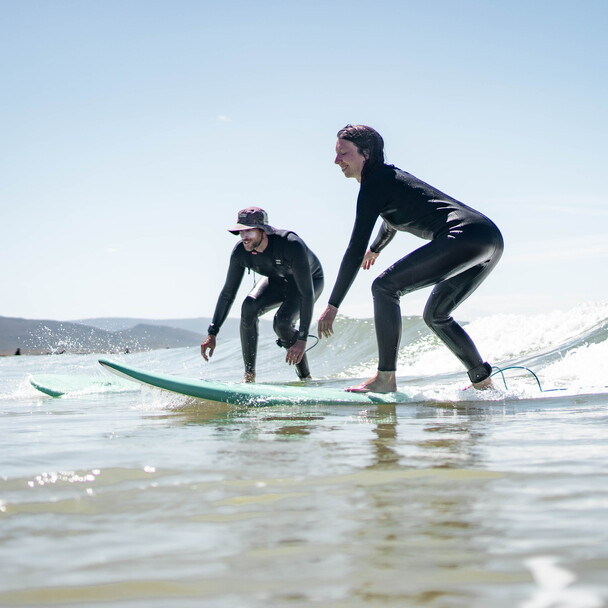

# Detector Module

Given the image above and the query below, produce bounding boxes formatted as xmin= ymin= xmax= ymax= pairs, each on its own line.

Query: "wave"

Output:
xmin=203 ymin=302 xmax=608 ymax=394
xmin=3 ymin=302 xmax=607 ymax=400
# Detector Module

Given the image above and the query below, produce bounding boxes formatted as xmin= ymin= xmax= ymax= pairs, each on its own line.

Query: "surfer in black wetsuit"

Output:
xmin=318 ymin=125 xmax=504 ymax=393
xmin=201 ymin=207 xmax=324 ymax=382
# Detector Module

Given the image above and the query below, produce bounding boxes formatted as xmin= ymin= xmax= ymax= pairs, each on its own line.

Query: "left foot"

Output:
xmin=242 ymin=372 xmax=256 ymax=383
xmin=464 ymin=377 xmax=495 ymax=391
xmin=473 ymin=377 xmax=495 ymax=390
xmin=346 ymin=371 xmax=397 ymax=394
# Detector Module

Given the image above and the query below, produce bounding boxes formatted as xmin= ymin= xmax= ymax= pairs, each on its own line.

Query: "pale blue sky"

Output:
xmin=2 ymin=0 xmax=607 ymax=322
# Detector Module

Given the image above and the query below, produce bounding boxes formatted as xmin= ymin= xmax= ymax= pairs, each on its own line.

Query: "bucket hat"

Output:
xmin=228 ymin=207 xmax=275 ymax=235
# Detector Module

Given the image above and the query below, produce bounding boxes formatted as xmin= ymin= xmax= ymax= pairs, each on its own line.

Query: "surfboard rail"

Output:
xmin=98 ymin=358 xmax=414 ymax=406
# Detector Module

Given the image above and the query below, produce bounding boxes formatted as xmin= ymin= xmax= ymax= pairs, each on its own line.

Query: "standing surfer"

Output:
xmin=318 ymin=125 xmax=504 ymax=393
xmin=202 ymin=207 xmax=324 ymax=382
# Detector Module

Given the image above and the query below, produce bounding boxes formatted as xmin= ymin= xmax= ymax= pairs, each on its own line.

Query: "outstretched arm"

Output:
xmin=285 ymin=237 xmax=317 ymax=364
xmin=289 ymin=239 xmax=316 ymax=340
xmin=201 ymin=248 xmax=245 ymax=359
xmin=361 ymin=221 xmax=395 ymax=269
xmin=369 ymin=220 xmax=396 ymax=254
xmin=327 ymin=193 xmax=379 ymax=309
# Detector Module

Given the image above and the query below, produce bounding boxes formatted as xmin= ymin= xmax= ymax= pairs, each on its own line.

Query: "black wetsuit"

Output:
xmin=209 ymin=230 xmax=324 ymax=378
xmin=328 ymin=164 xmax=504 ymax=383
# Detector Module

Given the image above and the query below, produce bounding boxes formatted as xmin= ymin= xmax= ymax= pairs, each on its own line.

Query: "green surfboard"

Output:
xmin=30 ymin=373 xmax=135 ymax=397
xmin=98 ymin=358 xmax=414 ymax=406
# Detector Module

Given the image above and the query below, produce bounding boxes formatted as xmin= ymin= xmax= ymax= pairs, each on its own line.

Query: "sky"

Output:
xmin=1 ymin=0 xmax=607 ymax=323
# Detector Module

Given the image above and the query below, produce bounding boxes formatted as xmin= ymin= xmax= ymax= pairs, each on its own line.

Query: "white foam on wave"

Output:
xmin=357 ymin=302 xmax=608 ymax=394
xmin=542 ymin=340 xmax=608 ymax=391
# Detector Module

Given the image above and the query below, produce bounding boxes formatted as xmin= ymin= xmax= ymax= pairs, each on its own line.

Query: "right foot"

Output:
xmin=242 ymin=373 xmax=256 ymax=383
xmin=346 ymin=371 xmax=397 ymax=394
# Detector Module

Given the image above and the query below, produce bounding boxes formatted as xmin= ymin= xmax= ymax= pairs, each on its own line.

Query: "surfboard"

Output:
xmin=98 ymin=358 xmax=414 ymax=406
xmin=30 ymin=373 xmax=135 ymax=397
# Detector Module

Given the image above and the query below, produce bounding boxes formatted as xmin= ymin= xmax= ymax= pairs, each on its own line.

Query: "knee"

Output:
xmin=273 ymin=316 xmax=294 ymax=341
xmin=241 ymin=297 xmax=259 ymax=324
xmin=422 ymin=306 xmax=435 ymax=328
xmin=372 ymin=274 xmax=396 ymax=299
xmin=422 ymin=303 xmax=450 ymax=331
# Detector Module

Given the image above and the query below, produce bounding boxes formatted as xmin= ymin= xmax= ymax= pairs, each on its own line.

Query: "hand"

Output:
xmin=361 ymin=249 xmax=378 ymax=270
xmin=286 ymin=340 xmax=306 ymax=365
xmin=200 ymin=335 xmax=216 ymax=361
xmin=318 ymin=304 xmax=338 ymax=339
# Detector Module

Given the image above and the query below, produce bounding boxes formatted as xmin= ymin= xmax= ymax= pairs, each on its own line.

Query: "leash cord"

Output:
xmin=491 ymin=366 xmax=566 ymax=392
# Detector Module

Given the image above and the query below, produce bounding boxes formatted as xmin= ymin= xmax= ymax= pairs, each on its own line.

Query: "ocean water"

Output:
xmin=1 ymin=303 xmax=608 ymax=607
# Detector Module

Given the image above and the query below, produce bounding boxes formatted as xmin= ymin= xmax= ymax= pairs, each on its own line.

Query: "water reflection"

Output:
xmin=365 ymin=405 xmax=400 ymax=469
xmin=347 ymin=406 xmax=493 ymax=605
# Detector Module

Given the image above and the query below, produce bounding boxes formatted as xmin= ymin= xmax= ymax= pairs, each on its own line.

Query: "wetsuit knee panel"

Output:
xmin=273 ymin=317 xmax=293 ymax=334
xmin=372 ymin=273 xmax=400 ymax=298
xmin=241 ymin=296 xmax=261 ymax=321
xmin=422 ymin=305 xmax=453 ymax=329
xmin=273 ymin=318 xmax=297 ymax=346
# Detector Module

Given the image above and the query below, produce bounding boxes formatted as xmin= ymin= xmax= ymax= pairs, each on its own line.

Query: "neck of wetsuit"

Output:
xmin=361 ymin=162 xmax=386 ymax=183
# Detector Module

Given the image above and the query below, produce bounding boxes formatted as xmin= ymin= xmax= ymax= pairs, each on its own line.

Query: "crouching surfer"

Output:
xmin=318 ymin=125 xmax=504 ymax=393
xmin=201 ymin=207 xmax=324 ymax=383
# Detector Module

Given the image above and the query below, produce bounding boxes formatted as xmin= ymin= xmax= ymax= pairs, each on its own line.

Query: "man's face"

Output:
xmin=335 ymin=138 xmax=367 ymax=182
xmin=240 ymin=228 xmax=265 ymax=252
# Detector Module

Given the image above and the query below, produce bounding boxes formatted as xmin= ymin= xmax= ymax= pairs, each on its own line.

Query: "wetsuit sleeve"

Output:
xmin=208 ymin=248 xmax=245 ymax=335
xmin=287 ymin=238 xmax=316 ymax=340
xmin=328 ymin=193 xmax=380 ymax=308
xmin=370 ymin=220 xmax=396 ymax=253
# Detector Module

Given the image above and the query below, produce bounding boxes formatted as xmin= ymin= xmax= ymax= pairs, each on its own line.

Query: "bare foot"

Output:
xmin=242 ymin=372 xmax=256 ymax=384
xmin=472 ymin=377 xmax=494 ymax=390
xmin=346 ymin=371 xmax=397 ymax=394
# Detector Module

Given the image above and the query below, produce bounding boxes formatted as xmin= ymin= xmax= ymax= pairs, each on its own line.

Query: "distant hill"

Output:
xmin=74 ymin=317 xmax=271 ymax=339
xmin=74 ymin=317 xmax=208 ymax=332
xmin=75 ymin=316 xmax=275 ymax=340
xmin=75 ymin=317 xmax=239 ymax=335
xmin=0 ymin=316 xmax=204 ymax=355
xmin=0 ymin=316 xmax=271 ymax=356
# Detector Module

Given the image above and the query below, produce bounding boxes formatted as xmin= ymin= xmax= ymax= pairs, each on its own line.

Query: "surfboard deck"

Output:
xmin=98 ymin=358 xmax=414 ymax=406
xmin=30 ymin=374 xmax=134 ymax=397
